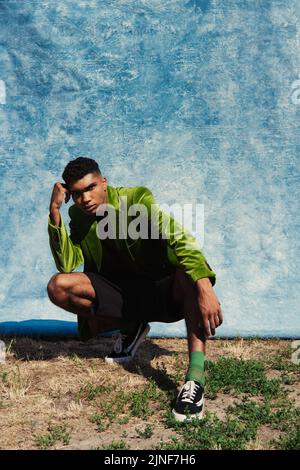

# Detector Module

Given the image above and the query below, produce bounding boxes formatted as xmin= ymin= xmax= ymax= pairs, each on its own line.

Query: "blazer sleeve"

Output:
xmin=133 ymin=186 xmax=216 ymax=285
xmin=48 ymin=208 xmax=84 ymax=273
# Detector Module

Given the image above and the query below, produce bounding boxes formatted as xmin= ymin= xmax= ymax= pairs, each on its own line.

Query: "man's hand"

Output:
xmin=50 ymin=182 xmax=70 ymax=210
xmin=195 ymin=277 xmax=223 ymax=338
xmin=49 ymin=182 xmax=70 ymax=226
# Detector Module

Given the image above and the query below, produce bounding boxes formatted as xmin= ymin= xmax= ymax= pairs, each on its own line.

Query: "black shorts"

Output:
xmin=84 ymin=271 xmax=184 ymax=324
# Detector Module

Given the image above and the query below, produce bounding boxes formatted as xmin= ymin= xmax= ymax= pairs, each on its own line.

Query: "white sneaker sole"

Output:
xmin=171 ymin=399 xmax=205 ymax=422
xmin=104 ymin=324 xmax=150 ymax=364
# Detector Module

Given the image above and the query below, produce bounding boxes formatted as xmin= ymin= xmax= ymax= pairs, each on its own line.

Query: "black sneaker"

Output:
xmin=172 ymin=380 xmax=205 ymax=422
xmin=104 ymin=323 xmax=150 ymax=364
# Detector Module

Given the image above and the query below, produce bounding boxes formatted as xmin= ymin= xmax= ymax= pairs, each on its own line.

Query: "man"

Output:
xmin=47 ymin=157 xmax=223 ymax=422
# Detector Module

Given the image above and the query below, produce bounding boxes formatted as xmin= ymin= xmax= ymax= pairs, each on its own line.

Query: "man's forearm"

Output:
xmin=195 ymin=277 xmax=223 ymax=337
xmin=48 ymin=208 xmax=84 ymax=273
xmin=49 ymin=205 xmax=61 ymax=227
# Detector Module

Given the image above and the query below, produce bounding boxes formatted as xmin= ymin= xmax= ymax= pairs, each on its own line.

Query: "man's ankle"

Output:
xmin=186 ymin=351 xmax=205 ymax=387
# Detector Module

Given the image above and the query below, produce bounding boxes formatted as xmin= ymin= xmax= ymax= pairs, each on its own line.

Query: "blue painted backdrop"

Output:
xmin=0 ymin=0 xmax=299 ymax=337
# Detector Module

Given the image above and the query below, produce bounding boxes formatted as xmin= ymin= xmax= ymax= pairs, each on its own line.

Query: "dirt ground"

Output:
xmin=0 ymin=336 xmax=299 ymax=450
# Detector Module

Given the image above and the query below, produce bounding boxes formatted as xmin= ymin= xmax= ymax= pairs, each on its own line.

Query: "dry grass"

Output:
xmin=0 ymin=336 xmax=299 ymax=450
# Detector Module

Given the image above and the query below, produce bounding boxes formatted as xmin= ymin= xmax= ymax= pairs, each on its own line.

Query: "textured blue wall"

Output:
xmin=0 ymin=1 xmax=299 ymax=337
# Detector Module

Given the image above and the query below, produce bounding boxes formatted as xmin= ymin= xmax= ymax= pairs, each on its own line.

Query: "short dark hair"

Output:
xmin=62 ymin=157 xmax=101 ymax=188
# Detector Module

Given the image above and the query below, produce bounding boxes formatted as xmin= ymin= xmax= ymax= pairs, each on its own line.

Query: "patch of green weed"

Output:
xmin=34 ymin=423 xmax=70 ymax=449
xmin=273 ymin=428 xmax=300 ymax=450
xmin=135 ymin=424 xmax=154 ymax=439
xmin=79 ymin=382 xmax=115 ymax=401
xmin=89 ymin=413 xmax=107 ymax=432
xmin=159 ymin=411 xmax=256 ymax=450
xmin=99 ymin=439 xmax=130 ymax=450
xmin=206 ymin=357 xmax=282 ymax=399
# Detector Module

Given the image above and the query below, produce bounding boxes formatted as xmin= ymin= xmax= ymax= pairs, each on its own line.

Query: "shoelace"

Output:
xmin=181 ymin=381 xmax=200 ymax=403
xmin=113 ymin=334 xmax=127 ymax=354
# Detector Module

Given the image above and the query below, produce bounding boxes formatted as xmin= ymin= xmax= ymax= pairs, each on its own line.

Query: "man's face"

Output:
xmin=68 ymin=172 xmax=107 ymax=215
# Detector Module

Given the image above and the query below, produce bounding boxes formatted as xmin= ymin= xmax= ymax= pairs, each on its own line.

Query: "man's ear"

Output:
xmin=101 ymin=176 xmax=107 ymax=189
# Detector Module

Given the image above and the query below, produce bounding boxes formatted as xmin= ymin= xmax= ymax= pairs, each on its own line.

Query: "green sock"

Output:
xmin=186 ymin=351 xmax=205 ymax=387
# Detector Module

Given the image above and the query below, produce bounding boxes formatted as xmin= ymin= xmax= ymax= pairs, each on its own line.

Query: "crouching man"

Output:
xmin=47 ymin=157 xmax=223 ymax=422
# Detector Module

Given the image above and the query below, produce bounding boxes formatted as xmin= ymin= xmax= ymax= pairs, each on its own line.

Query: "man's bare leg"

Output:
xmin=172 ymin=268 xmax=206 ymax=358
xmin=47 ymin=272 xmax=122 ymax=335
xmin=171 ymin=268 xmax=207 ymax=421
